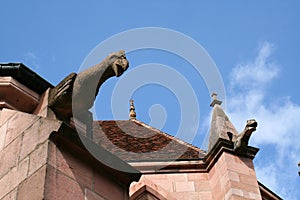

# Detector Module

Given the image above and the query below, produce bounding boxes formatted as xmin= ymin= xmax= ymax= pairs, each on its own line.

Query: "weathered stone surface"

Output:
xmin=5 ymin=111 xmax=39 ymax=146
xmin=0 ymin=121 xmax=8 ymax=151
xmin=93 ymin=167 xmax=125 ymax=200
xmin=174 ymin=181 xmax=195 ymax=192
xmin=28 ymin=141 xmax=48 ymax=176
xmin=0 ymin=136 xmax=21 ymax=179
xmin=85 ymin=188 xmax=106 ymax=200
xmin=208 ymin=104 xmax=238 ymax=152
xmin=19 ymin=117 xmax=62 ymax=160
xmin=0 ymin=167 xmax=18 ymax=199
xmin=17 ymin=165 xmax=47 ymax=200
xmin=1 ymin=188 xmax=17 ymax=200
xmin=18 ymin=156 xmax=29 ymax=182
xmin=187 ymin=173 xmax=209 ymax=181
xmin=130 ymin=177 xmax=177 ymax=200
xmin=194 ymin=180 xmax=211 ymax=191
xmin=130 ymin=173 xmax=212 ymax=199
xmin=208 ymin=152 xmax=261 ymax=200
xmin=47 ymin=141 xmax=93 ymax=188
xmin=33 ymin=89 xmax=57 ymax=119
xmin=45 ymin=165 xmax=84 ymax=200
xmin=0 ymin=109 xmax=16 ymax=127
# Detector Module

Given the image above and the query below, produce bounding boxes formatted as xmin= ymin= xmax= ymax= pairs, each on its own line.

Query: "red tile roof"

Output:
xmin=93 ymin=120 xmax=206 ymax=162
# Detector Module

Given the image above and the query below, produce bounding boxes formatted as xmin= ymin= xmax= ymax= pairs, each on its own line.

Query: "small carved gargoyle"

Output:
xmin=233 ymin=119 xmax=258 ymax=153
xmin=48 ymin=50 xmax=129 ymax=121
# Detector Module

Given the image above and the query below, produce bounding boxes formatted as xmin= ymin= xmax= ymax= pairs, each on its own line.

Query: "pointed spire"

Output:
xmin=210 ymin=92 xmax=222 ymax=107
xmin=207 ymin=93 xmax=237 ymax=152
xmin=129 ymin=99 xmax=136 ymax=120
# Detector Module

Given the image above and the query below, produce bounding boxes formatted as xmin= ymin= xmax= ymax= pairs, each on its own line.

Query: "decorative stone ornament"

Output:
xmin=129 ymin=99 xmax=137 ymax=119
xmin=233 ymin=119 xmax=258 ymax=153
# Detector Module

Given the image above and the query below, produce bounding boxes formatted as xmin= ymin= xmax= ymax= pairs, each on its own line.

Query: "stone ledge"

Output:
xmin=0 ymin=77 xmax=40 ymax=113
xmin=130 ymin=138 xmax=259 ymax=174
xmin=0 ymin=63 xmax=53 ymax=94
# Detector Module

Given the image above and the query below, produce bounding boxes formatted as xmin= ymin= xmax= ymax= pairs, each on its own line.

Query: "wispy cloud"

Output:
xmin=24 ymin=52 xmax=41 ymax=70
xmin=229 ymin=42 xmax=279 ymax=91
xmin=226 ymin=41 xmax=300 ymax=199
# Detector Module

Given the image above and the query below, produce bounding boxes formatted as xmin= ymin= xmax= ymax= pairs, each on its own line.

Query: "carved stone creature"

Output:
xmin=233 ymin=119 xmax=258 ymax=153
xmin=49 ymin=50 xmax=129 ymax=121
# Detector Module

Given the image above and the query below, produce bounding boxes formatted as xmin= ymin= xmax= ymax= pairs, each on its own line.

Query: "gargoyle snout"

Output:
xmin=245 ymin=119 xmax=258 ymax=132
xmin=246 ymin=119 xmax=257 ymax=127
xmin=113 ymin=58 xmax=129 ymax=77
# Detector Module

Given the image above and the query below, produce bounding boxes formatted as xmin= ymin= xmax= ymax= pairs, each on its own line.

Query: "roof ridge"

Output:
xmin=131 ymin=119 xmax=206 ymax=154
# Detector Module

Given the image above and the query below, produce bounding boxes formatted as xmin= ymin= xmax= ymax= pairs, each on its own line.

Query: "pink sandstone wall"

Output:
xmin=0 ymin=108 xmax=130 ymax=200
xmin=46 ymin=140 xmax=129 ymax=200
xmin=209 ymin=152 xmax=261 ymax=200
xmin=130 ymin=152 xmax=262 ymax=200
xmin=130 ymin=173 xmax=212 ymax=200
xmin=0 ymin=108 xmax=53 ymax=199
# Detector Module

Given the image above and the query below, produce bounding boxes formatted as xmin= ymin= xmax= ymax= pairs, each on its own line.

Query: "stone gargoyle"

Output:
xmin=233 ymin=119 xmax=258 ymax=153
xmin=48 ymin=50 xmax=129 ymax=121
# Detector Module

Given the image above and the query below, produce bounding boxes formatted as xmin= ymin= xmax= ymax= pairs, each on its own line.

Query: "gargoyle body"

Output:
xmin=233 ymin=119 xmax=258 ymax=153
xmin=48 ymin=50 xmax=129 ymax=121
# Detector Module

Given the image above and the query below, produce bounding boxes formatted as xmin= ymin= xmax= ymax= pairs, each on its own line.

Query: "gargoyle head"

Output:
xmin=104 ymin=50 xmax=129 ymax=77
xmin=233 ymin=119 xmax=258 ymax=153
xmin=245 ymin=119 xmax=258 ymax=134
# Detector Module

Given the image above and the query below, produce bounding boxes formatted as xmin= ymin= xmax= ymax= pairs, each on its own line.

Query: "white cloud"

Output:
xmin=230 ymin=42 xmax=279 ymax=90
xmin=256 ymin=164 xmax=278 ymax=192
xmin=226 ymin=41 xmax=300 ymax=199
xmin=24 ymin=52 xmax=41 ymax=69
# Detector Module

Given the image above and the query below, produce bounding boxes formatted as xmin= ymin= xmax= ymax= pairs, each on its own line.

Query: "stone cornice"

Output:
xmin=0 ymin=63 xmax=53 ymax=94
xmin=130 ymin=138 xmax=259 ymax=174
xmin=0 ymin=77 xmax=40 ymax=112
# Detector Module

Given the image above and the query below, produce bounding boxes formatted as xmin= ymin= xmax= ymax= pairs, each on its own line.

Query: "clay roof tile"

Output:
xmin=93 ymin=119 xmax=206 ymax=162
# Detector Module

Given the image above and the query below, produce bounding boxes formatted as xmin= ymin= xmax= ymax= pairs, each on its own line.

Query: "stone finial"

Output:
xmin=210 ymin=92 xmax=222 ymax=107
xmin=129 ymin=99 xmax=136 ymax=119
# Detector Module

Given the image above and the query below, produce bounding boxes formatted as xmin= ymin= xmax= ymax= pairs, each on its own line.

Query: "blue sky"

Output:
xmin=1 ymin=1 xmax=300 ymax=199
